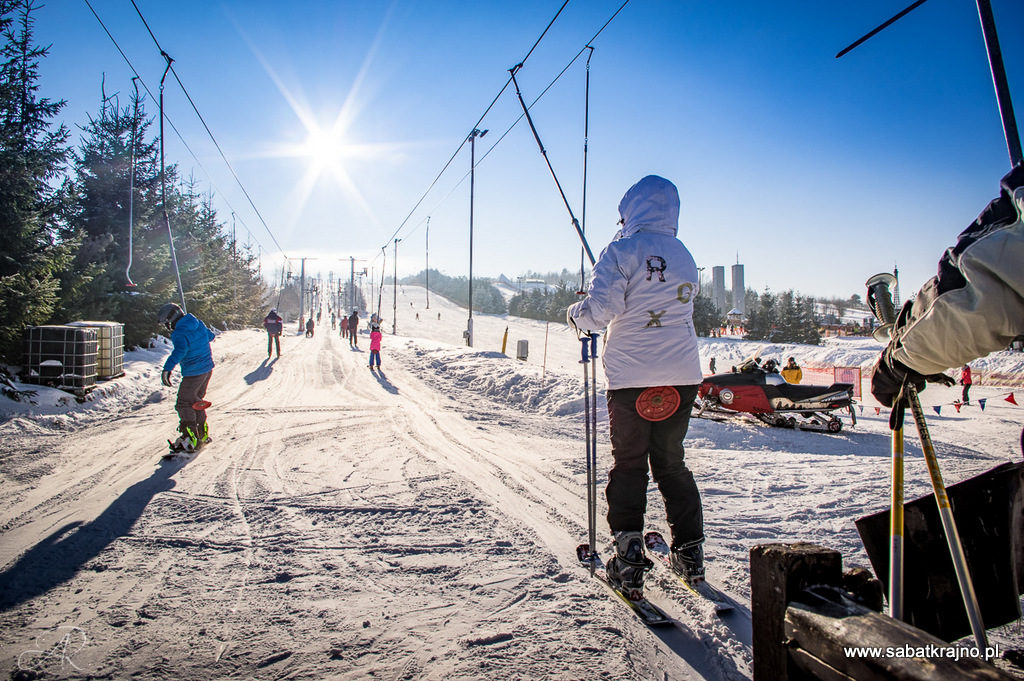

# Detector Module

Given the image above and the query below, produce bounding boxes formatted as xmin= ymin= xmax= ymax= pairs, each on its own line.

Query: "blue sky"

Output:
xmin=36 ymin=0 xmax=1024 ymax=299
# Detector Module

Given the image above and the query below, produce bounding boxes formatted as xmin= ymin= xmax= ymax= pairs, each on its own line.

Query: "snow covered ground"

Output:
xmin=1 ymin=285 xmax=1022 ymax=679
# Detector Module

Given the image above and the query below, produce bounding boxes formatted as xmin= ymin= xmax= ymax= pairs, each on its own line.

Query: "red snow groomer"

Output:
xmin=694 ymin=356 xmax=856 ymax=433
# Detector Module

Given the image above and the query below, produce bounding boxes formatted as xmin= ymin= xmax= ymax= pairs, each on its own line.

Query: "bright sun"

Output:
xmin=303 ymin=126 xmax=348 ymax=172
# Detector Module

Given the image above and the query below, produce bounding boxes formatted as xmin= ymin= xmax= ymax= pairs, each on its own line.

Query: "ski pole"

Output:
xmin=589 ymin=333 xmax=600 ymax=572
xmin=866 ymin=273 xmax=987 ymax=648
xmin=866 ymin=273 xmax=905 ymax=619
xmin=580 ymin=335 xmax=595 ymax=576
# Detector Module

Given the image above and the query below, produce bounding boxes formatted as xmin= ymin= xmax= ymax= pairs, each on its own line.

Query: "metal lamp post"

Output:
xmin=467 ymin=128 xmax=487 ymax=347
xmin=393 ymin=238 xmax=401 ymax=335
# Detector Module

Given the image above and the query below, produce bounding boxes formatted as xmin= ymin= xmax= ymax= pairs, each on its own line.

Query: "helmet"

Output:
xmin=270 ymin=308 xmax=277 ymax=315
xmin=157 ymin=302 xmax=185 ymax=331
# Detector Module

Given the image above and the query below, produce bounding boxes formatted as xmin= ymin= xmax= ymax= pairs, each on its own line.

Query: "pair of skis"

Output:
xmin=576 ymin=532 xmax=734 ymax=628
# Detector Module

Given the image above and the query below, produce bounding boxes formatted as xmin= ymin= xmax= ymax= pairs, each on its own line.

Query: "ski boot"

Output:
xmin=606 ymin=531 xmax=653 ymax=601
xmin=199 ymin=422 xmax=211 ymax=445
xmin=670 ymin=539 xmax=705 ymax=585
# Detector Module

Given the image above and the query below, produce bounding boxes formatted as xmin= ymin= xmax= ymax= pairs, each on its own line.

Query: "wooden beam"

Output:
xmin=751 ymin=543 xmax=843 ymax=681
xmin=786 ymin=586 xmax=1015 ymax=680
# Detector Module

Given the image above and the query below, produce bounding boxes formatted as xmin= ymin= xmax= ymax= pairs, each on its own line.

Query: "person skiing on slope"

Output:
xmin=871 ymin=165 xmax=1024 ymax=408
xmin=348 ymin=309 xmax=360 ymax=347
xmin=263 ymin=308 xmax=283 ymax=358
xmin=369 ymin=323 xmax=383 ymax=369
xmin=567 ymin=175 xmax=706 ymax=598
xmin=305 ymin=317 xmax=315 ymax=338
xmin=960 ymin=364 xmax=973 ymax=405
xmin=340 ymin=315 xmax=349 ymax=340
xmin=159 ymin=303 xmax=215 ymax=452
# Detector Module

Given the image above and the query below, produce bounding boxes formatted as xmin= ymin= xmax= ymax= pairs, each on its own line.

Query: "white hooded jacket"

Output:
xmin=568 ymin=176 xmax=703 ymax=390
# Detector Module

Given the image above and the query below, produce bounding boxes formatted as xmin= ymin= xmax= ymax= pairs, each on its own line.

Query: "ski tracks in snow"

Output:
xmin=0 ymin=327 xmax=742 ymax=680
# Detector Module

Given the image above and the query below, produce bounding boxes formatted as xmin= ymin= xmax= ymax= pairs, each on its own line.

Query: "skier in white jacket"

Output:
xmin=568 ymin=175 xmax=705 ymax=598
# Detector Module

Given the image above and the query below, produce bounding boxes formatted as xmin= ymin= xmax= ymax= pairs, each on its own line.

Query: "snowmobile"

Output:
xmin=693 ymin=355 xmax=856 ymax=433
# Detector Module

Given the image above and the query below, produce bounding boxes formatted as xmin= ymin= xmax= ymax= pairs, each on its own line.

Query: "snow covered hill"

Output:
xmin=1 ymin=285 xmax=1022 ymax=679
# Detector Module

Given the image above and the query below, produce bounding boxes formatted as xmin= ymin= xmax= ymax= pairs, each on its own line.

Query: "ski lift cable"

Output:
xmin=377 ymin=0 xmax=575 ymax=254
xmin=158 ymin=57 xmax=188 ymax=313
xmin=126 ymin=76 xmax=139 ymax=288
xmin=82 ymin=0 xmax=271 ymax=259
xmin=385 ymin=1 xmax=629 ymax=254
xmin=509 ymin=65 xmax=595 ymax=266
xmin=579 ymin=45 xmax=594 ymax=294
xmin=836 ymin=0 xmax=1021 ymax=168
xmin=128 ymin=0 xmax=290 ymax=259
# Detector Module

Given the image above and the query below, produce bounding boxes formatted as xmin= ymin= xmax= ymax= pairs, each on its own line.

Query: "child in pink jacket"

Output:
xmin=369 ymin=323 xmax=382 ymax=369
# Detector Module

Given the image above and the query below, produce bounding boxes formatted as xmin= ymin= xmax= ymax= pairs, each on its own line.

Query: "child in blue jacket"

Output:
xmin=158 ymin=303 xmax=215 ymax=452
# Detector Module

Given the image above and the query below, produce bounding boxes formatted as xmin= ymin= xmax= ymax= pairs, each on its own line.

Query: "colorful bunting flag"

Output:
xmin=932 ymin=406 xmax=942 ymax=415
xmin=953 ymin=401 xmax=962 ymax=413
xmin=875 ymin=407 xmax=881 ymax=415
xmin=979 ymin=398 xmax=987 ymax=411
xmin=1007 ymin=393 xmax=1018 ymax=406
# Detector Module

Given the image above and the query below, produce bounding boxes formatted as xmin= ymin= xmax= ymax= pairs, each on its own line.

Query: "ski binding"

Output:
xmin=576 ymin=543 xmax=673 ymax=627
xmin=643 ymin=532 xmax=735 ymax=614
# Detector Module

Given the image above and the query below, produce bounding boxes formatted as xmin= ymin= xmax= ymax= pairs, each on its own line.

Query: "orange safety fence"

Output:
xmin=801 ymin=366 xmax=863 ymax=399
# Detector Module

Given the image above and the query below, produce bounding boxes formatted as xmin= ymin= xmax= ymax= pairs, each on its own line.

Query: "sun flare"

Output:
xmin=303 ymin=125 xmax=349 ymax=172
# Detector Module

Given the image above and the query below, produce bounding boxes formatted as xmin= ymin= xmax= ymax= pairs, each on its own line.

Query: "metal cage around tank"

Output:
xmin=22 ymin=325 xmax=99 ymax=396
xmin=68 ymin=321 xmax=125 ymax=379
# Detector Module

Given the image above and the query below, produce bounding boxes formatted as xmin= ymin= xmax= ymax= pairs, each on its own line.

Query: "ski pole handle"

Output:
xmin=865 ymin=272 xmax=898 ymax=341
xmin=580 ymin=337 xmax=590 ymax=364
xmin=590 ymin=333 xmax=598 ymax=360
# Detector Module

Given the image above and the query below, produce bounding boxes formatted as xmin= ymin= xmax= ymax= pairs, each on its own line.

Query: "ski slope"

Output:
xmin=1 ymin=285 xmax=1022 ymax=679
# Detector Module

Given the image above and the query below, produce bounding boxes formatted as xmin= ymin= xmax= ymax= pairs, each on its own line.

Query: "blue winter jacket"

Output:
xmin=163 ymin=313 xmax=216 ymax=377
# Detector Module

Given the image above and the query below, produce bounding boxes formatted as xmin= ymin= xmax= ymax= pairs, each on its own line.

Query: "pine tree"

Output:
xmin=0 ymin=0 xmax=72 ymax=361
xmin=744 ymin=290 xmax=778 ymax=341
xmin=692 ymin=293 xmax=719 ymax=336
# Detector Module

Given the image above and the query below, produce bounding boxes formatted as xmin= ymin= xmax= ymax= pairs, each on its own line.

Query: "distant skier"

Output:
xmin=340 ymin=315 xmax=349 ymax=340
xmin=960 ymin=364 xmax=973 ymax=405
xmin=369 ymin=323 xmax=383 ymax=369
xmin=158 ymin=303 xmax=215 ymax=453
xmin=331 ymin=312 xmax=337 ymax=330
xmin=263 ymin=308 xmax=283 ymax=358
xmin=348 ymin=310 xmax=360 ymax=347
xmin=305 ymin=318 xmax=315 ymax=338
xmin=567 ymin=175 xmax=705 ymax=599
xmin=872 ymin=166 xmax=1023 ymax=408
xmin=781 ymin=357 xmax=802 ymax=384
xmin=708 ymin=357 xmax=716 ymax=374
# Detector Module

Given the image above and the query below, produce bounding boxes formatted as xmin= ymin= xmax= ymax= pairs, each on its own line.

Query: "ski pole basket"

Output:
xmin=68 ymin=321 xmax=125 ymax=379
xmin=22 ymin=325 xmax=99 ymax=397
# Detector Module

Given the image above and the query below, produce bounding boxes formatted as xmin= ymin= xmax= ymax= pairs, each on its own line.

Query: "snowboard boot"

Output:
xmin=170 ymin=433 xmax=196 ymax=453
xmin=199 ymin=422 xmax=211 ymax=445
xmin=670 ymin=539 xmax=705 ymax=585
xmin=606 ymin=531 xmax=653 ymax=600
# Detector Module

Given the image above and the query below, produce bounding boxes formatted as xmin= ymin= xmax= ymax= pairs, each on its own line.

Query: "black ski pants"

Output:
xmin=605 ymin=384 xmax=703 ymax=548
xmin=176 ymin=371 xmax=212 ymax=436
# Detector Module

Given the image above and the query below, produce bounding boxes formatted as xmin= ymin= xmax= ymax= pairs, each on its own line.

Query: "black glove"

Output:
xmin=870 ymin=347 xmax=956 ymax=408
xmin=161 ymin=370 xmax=173 ymax=387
